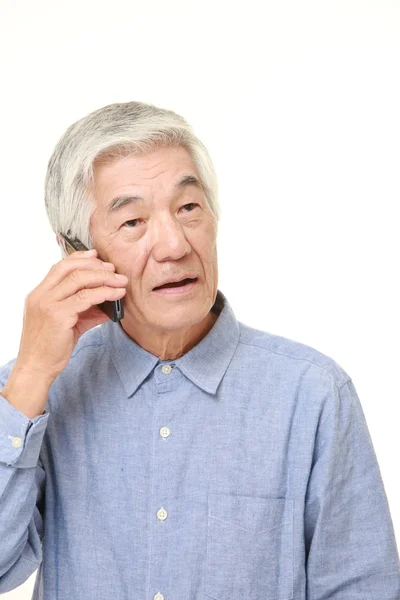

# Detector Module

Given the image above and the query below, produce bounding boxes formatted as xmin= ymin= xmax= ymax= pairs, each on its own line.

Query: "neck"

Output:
xmin=119 ymin=310 xmax=218 ymax=360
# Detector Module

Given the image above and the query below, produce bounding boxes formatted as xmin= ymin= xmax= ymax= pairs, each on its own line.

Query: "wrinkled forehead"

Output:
xmin=91 ymin=146 xmax=203 ymax=211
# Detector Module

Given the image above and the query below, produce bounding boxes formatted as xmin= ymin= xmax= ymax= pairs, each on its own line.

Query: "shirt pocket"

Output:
xmin=204 ymin=493 xmax=294 ymax=600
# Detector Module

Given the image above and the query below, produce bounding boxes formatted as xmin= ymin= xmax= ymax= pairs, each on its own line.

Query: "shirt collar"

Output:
xmin=101 ymin=289 xmax=240 ymax=397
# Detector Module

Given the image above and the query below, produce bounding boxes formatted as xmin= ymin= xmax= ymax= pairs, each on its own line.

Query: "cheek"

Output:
xmin=198 ymin=244 xmax=218 ymax=269
xmin=190 ymin=228 xmax=217 ymax=263
xmin=191 ymin=219 xmax=217 ymax=247
xmin=111 ymin=245 xmax=147 ymax=279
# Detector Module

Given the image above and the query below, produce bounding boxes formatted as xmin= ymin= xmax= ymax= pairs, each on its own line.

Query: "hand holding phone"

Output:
xmin=59 ymin=234 xmax=124 ymax=322
xmin=10 ymin=240 xmax=127 ymax=385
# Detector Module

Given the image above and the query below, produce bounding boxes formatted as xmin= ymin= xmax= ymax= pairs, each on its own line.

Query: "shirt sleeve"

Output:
xmin=304 ymin=378 xmax=400 ymax=600
xmin=0 ymin=361 xmax=50 ymax=593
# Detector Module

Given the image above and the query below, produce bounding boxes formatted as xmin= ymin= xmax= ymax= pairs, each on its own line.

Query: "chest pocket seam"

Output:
xmin=205 ymin=493 xmax=294 ymax=600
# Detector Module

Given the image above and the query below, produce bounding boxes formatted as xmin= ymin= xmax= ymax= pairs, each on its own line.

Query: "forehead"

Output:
xmin=93 ymin=146 xmax=199 ymax=198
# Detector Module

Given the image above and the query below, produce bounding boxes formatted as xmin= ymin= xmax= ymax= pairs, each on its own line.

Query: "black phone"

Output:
xmin=59 ymin=233 xmax=124 ymax=322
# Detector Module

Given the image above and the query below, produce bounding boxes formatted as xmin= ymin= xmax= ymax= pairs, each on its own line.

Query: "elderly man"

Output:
xmin=0 ymin=101 xmax=399 ymax=600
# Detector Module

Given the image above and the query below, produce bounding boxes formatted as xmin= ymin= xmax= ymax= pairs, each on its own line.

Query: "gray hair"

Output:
xmin=44 ymin=101 xmax=220 ymax=258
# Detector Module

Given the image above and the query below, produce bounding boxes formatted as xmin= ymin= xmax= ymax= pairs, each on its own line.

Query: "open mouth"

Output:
xmin=153 ymin=277 xmax=198 ymax=291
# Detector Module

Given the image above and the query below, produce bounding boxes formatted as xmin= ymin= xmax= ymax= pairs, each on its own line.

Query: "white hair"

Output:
xmin=44 ymin=101 xmax=220 ymax=258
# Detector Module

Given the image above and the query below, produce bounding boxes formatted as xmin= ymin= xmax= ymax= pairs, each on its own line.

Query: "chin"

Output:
xmin=147 ymin=299 xmax=209 ymax=328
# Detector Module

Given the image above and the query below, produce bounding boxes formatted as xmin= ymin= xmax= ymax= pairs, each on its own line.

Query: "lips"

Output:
xmin=153 ymin=277 xmax=197 ymax=291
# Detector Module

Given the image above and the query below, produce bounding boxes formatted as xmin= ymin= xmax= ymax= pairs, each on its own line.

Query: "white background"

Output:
xmin=0 ymin=0 xmax=399 ymax=597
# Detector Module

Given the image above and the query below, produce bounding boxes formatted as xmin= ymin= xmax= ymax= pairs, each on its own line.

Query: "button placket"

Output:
xmin=151 ymin=361 xmax=177 ymax=596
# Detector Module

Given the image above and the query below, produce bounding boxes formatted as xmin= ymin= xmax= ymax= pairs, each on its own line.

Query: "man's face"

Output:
xmin=90 ymin=145 xmax=219 ymax=332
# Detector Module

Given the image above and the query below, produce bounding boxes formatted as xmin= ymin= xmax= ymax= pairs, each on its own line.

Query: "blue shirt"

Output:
xmin=0 ymin=289 xmax=399 ymax=600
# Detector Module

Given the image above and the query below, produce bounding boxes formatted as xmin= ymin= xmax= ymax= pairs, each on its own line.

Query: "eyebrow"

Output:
xmin=106 ymin=174 xmax=202 ymax=215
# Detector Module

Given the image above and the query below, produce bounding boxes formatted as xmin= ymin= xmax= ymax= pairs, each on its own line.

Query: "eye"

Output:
xmin=122 ymin=219 xmax=140 ymax=228
xmin=181 ymin=203 xmax=198 ymax=212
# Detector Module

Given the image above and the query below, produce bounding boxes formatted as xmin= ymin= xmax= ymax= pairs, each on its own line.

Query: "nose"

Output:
xmin=150 ymin=213 xmax=191 ymax=262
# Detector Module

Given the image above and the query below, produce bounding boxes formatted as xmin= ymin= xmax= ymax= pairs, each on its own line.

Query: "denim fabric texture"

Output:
xmin=0 ymin=289 xmax=399 ymax=599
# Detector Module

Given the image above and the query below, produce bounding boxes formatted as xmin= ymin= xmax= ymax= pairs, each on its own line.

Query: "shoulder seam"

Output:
xmin=238 ymin=338 xmax=350 ymax=388
xmin=338 ymin=378 xmax=352 ymax=392
xmin=319 ymin=378 xmax=353 ymax=429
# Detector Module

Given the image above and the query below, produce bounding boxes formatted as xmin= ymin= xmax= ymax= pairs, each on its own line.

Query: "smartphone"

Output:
xmin=59 ymin=233 xmax=124 ymax=322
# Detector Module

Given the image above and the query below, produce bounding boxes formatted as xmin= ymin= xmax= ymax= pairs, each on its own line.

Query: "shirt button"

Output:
xmin=157 ymin=507 xmax=168 ymax=521
xmin=154 ymin=593 xmax=164 ymax=600
xmin=161 ymin=365 xmax=172 ymax=375
xmin=160 ymin=427 xmax=170 ymax=439
xmin=11 ymin=437 xmax=22 ymax=448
